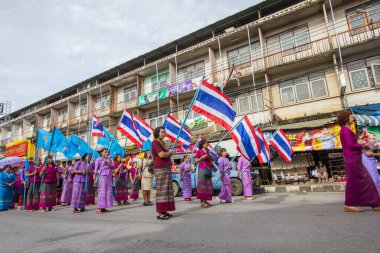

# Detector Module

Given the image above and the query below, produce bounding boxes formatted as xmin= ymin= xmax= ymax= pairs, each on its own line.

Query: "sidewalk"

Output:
xmin=254 ymin=182 xmax=346 ymax=194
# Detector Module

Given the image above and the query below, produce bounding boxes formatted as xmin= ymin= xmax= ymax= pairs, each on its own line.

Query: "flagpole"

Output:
xmin=39 ymin=127 xmax=57 ymax=192
xmin=213 ymin=115 xmax=247 ymax=150
xmin=214 ymin=151 xmax=241 ymax=185
xmin=22 ymin=145 xmax=30 ymax=210
xmin=171 ymin=77 xmax=204 ymax=151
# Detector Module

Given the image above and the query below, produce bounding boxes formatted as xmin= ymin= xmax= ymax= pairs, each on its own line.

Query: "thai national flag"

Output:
xmin=255 ymin=128 xmax=271 ymax=164
xmin=192 ymin=80 xmax=236 ymax=131
xmin=230 ymin=117 xmax=261 ymax=160
xmin=133 ymin=115 xmax=153 ymax=142
xmin=92 ymin=115 xmax=105 ymax=137
xmin=270 ymin=129 xmax=293 ymax=163
xmin=117 ymin=109 xmax=143 ymax=148
xmin=163 ymin=114 xmax=191 ymax=146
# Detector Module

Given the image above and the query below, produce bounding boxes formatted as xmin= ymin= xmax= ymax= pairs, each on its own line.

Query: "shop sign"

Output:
xmin=184 ymin=116 xmax=208 ymax=132
xmin=138 ymin=88 xmax=168 ymax=106
xmin=168 ymin=77 xmax=202 ymax=96
xmin=6 ymin=141 xmax=28 ymax=157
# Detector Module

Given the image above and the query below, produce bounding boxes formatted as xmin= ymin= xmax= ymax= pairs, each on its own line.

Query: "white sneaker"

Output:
xmin=216 ymin=196 xmax=222 ymax=203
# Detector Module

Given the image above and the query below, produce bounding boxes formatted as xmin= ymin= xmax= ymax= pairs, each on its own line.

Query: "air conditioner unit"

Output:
xmin=339 ymin=73 xmax=346 ymax=95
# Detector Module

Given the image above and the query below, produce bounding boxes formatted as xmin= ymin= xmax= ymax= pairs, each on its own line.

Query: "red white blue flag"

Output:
xmin=92 ymin=115 xmax=105 ymax=137
xmin=117 ymin=109 xmax=142 ymax=148
xmin=270 ymin=128 xmax=293 ymax=163
xmin=133 ymin=115 xmax=153 ymax=142
xmin=163 ymin=114 xmax=192 ymax=146
xmin=230 ymin=117 xmax=261 ymax=160
xmin=192 ymin=80 xmax=236 ymax=131
xmin=255 ymin=128 xmax=271 ymax=164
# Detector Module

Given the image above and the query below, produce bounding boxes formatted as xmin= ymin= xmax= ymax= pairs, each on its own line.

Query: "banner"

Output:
xmin=138 ymin=88 xmax=168 ymax=106
xmin=5 ymin=142 xmax=28 ymax=157
xmin=184 ymin=116 xmax=208 ymax=132
xmin=168 ymin=77 xmax=201 ymax=97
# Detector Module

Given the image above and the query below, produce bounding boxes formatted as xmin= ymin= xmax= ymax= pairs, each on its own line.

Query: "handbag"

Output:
xmin=204 ymin=167 xmax=212 ymax=178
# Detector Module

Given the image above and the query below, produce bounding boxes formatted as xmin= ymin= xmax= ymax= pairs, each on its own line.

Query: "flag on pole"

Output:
xmin=92 ymin=115 xmax=105 ymax=137
xmin=117 ymin=109 xmax=143 ymax=148
xmin=98 ymin=128 xmax=125 ymax=158
xmin=192 ymin=80 xmax=236 ymax=131
xmin=36 ymin=129 xmax=52 ymax=151
xmin=50 ymin=129 xmax=78 ymax=160
xmin=71 ymin=134 xmax=100 ymax=160
xmin=163 ymin=114 xmax=192 ymax=146
xmin=269 ymin=129 xmax=293 ymax=163
xmin=230 ymin=117 xmax=261 ymax=160
xmin=255 ymin=128 xmax=271 ymax=164
xmin=133 ymin=115 xmax=153 ymax=142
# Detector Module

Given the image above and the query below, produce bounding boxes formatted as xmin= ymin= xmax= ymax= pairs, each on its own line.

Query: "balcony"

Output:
xmin=111 ymin=98 xmax=138 ymax=113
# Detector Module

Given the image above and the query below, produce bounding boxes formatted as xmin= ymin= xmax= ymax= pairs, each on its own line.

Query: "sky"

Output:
xmin=0 ymin=0 xmax=261 ymax=112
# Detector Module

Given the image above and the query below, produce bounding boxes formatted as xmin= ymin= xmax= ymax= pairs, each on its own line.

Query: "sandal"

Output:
xmin=201 ymin=203 xmax=210 ymax=208
xmin=117 ymin=201 xmax=122 ymax=206
xmin=124 ymin=201 xmax=130 ymax=205
xmin=147 ymin=202 xmax=154 ymax=206
xmin=80 ymin=209 xmax=88 ymax=212
xmin=96 ymin=209 xmax=104 ymax=215
xmin=205 ymin=202 xmax=212 ymax=207
xmin=163 ymin=212 xmax=172 ymax=217
xmin=143 ymin=203 xmax=149 ymax=206
xmin=157 ymin=214 xmax=170 ymax=220
xmin=73 ymin=209 xmax=80 ymax=213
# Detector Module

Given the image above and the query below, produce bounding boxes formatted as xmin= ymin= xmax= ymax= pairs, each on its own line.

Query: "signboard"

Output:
xmin=5 ymin=141 xmax=28 ymax=157
xmin=168 ymin=77 xmax=202 ymax=96
xmin=138 ymin=88 xmax=168 ymax=106
xmin=184 ymin=116 xmax=208 ymax=132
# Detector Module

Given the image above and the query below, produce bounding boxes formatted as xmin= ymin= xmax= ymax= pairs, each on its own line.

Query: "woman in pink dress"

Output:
xmin=39 ymin=155 xmax=59 ymax=212
xmin=238 ymin=156 xmax=253 ymax=200
xmin=195 ymin=139 xmax=214 ymax=208
xmin=129 ymin=161 xmax=139 ymax=201
xmin=217 ymin=148 xmax=232 ymax=203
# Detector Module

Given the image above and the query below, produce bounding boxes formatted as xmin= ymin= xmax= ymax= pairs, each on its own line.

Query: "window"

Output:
xmin=96 ymin=94 xmax=110 ymax=109
xmin=349 ymin=69 xmax=371 ymax=90
xmin=58 ymin=109 xmax=68 ymax=122
xmin=371 ymin=64 xmax=380 ymax=84
xmin=178 ymin=61 xmax=205 ymax=81
xmin=280 ymin=86 xmax=296 ymax=105
xmin=43 ymin=115 xmax=51 ymax=127
xmin=294 ymin=82 xmax=311 ymax=101
xmin=251 ymin=93 xmax=264 ymax=111
xmin=152 ymin=73 xmax=169 ymax=92
xmin=346 ymin=0 xmax=380 ymax=35
xmin=183 ymin=104 xmax=200 ymax=119
xmin=232 ymin=99 xmax=238 ymax=112
xmin=238 ymin=96 xmax=250 ymax=113
xmin=310 ymin=79 xmax=328 ymax=98
xmin=124 ymin=86 xmax=137 ymax=101
xmin=266 ymin=25 xmax=311 ymax=56
xmin=149 ymin=109 xmax=170 ymax=128
xmin=227 ymin=42 xmax=261 ymax=69
xmin=80 ymin=103 xmax=87 ymax=115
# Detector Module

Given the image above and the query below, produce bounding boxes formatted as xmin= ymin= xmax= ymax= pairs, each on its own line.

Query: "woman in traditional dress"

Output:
xmin=60 ymin=159 xmax=75 ymax=206
xmin=0 ymin=165 xmax=16 ymax=211
xmin=13 ymin=167 xmax=24 ymax=209
xmin=180 ymin=155 xmax=192 ymax=201
xmin=362 ymin=145 xmax=380 ymax=195
xmin=86 ymin=157 xmax=96 ymax=205
xmin=139 ymin=151 xmax=154 ymax=206
xmin=114 ymin=156 xmax=129 ymax=206
xmin=195 ymin=139 xmax=214 ymax=208
xmin=71 ymin=154 xmax=90 ymax=213
xmin=39 ymin=155 xmax=59 ymax=212
xmin=25 ymin=160 xmax=41 ymax=211
xmin=129 ymin=161 xmax=139 ymax=201
xmin=338 ymin=111 xmax=380 ymax=212
xmin=95 ymin=148 xmax=114 ymax=214
xmin=238 ymin=156 xmax=253 ymax=200
xmin=217 ymin=148 xmax=233 ymax=203
xmin=56 ymin=160 xmax=64 ymax=205
xmin=151 ymin=126 xmax=175 ymax=220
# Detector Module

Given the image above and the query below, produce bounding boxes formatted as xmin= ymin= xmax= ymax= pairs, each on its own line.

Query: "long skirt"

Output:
xmin=362 ymin=153 xmax=380 ymax=195
xmin=39 ymin=182 xmax=57 ymax=208
xmin=130 ymin=180 xmax=139 ymax=200
xmin=13 ymin=183 xmax=24 ymax=207
xmin=71 ymin=181 xmax=87 ymax=209
xmin=26 ymin=182 xmax=40 ymax=210
xmin=60 ymin=180 xmax=73 ymax=203
xmin=0 ymin=186 xmax=13 ymax=211
xmin=241 ymin=172 xmax=253 ymax=197
xmin=56 ymin=178 xmax=63 ymax=203
xmin=115 ymin=177 xmax=128 ymax=201
xmin=197 ymin=168 xmax=213 ymax=201
xmin=344 ymin=154 xmax=380 ymax=206
xmin=97 ymin=176 xmax=113 ymax=209
xmin=154 ymin=167 xmax=175 ymax=213
xmin=182 ymin=173 xmax=192 ymax=199
xmin=86 ymin=181 xmax=96 ymax=205
xmin=218 ymin=174 xmax=232 ymax=201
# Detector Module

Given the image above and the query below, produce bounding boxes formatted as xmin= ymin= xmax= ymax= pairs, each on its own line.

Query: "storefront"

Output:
xmin=5 ymin=138 xmax=35 ymax=160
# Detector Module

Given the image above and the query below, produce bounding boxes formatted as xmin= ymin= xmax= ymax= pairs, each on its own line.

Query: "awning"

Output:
xmin=350 ymin=103 xmax=380 ymax=115
xmin=355 ymin=114 xmax=380 ymax=126
xmin=263 ymin=117 xmax=337 ymax=131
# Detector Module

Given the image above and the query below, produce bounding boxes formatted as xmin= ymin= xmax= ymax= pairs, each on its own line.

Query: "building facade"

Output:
xmin=1 ymin=0 xmax=380 ymax=173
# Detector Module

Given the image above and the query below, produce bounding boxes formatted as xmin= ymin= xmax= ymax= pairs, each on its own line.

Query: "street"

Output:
xmin=1 ymin=192 xmax=379 ymax=253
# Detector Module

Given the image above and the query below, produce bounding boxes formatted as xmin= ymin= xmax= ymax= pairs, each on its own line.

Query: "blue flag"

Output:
xmin=51 ymin=128 xmax=79 ymax=160
xmin=98 ymin=128 xmax=125 ymax=158
xmin=71 ymin=134 xmax=100 ymax=160
xmin=37 ymin=129 xmax=52 ymax=151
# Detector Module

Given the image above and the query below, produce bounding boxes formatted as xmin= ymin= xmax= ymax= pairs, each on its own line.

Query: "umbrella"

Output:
xmin=0 ymin=156 xmax=25 ymax=169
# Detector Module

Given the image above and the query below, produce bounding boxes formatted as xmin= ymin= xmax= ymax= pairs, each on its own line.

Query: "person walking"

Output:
xmin=0 ymin=165 xmax=16 ymax=211
xmin=25 ymin=160 xmax=41 ymax=211
xmin=71 ymin=154 xmax=90 ymax=213
xmin=217 ymin=148 xmax=233 ymax=203
xmin=238 ymin=156 xmax=253 ymax=200
xmin=60 ymin=159 xmax=75 ymax=206
xmin=114 ymin=156 xmax=129 ymax=206
xmin=39 ymin=155 xmax=59 ymax=212
xmin=94 ymin=148 xmax=114 ymax=214
xmin=195 ymin=139 xmax=214 ymax=208
xmin=139 ymin=151 xmax=154 ymax=206
xmin=180 ymin=155 xmax=192 ymax=201
xmin=337 ymin=110 xmax=380 ymax=212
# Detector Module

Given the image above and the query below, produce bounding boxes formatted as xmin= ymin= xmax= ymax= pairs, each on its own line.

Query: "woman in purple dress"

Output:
xmin=180 ymin=155 xmax=192 ymax=201
xmin=71 ymin=154 xmax=90 ymax=213
xmin=95 ymin=148 xmax=114 ymax=214
xmin=238 ymin=156 xmax=253 ymax=200
xmin=337 ymin=111 xmax=380 ymax=212
xmin=195 ymin=139 xmax=214 ymax=208
xmin=114 ymin=155 xmax=129 ymax=206
xmin=25 ymin=160 xmax=41 ymax=211
xmin=60 ymin=159 xmax=75 ymax=206
xmin=217 ymin=148 xmax=232 ymax=203
xmin=362 ymin=145 xmax=380 ymax=195
xmin=129 ymin=161 xmax=139 ymax=201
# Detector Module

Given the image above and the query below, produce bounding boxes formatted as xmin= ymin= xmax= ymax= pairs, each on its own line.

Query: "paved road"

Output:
xmin=1 ymin=192 xmax=379 ymax=253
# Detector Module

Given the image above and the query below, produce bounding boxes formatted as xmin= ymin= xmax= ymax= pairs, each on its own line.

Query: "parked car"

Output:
xmin=152 ymin=153 xmax=246 ymax=197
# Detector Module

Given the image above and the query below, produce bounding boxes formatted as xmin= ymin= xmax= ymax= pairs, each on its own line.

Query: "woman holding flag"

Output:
xmin=217 ymin=148 xmax=233 ymax=203
xmin=151 ymin=126 xmax=175 ymax=220
xmin=180 ymin=155 xmax=192 ymax=201
xmin=195 ymin=139 xmax=214 ymax=208
xmin=71 ymin=154 xmax=90 ymax=213
xmin=39 ymin=155 xmax=59 ymax=212
xmin=25 ymin=160 xmax=41 ymax=211
xmin=60 ymin=159 xmax=75 ymax=206
xmin=95 ymin=147 xmax=114 ymax=214
xmin=114 ymin=155 xmax=129 ymax=205
xmin=86 ymin=158 xmax=96 ymax=206
xmin=238 ymin=156 xmax=253 ymax=200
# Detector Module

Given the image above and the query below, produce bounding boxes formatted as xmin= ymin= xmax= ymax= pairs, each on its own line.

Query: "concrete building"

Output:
xmin=1 ymin=0 xmax=380 ymax=173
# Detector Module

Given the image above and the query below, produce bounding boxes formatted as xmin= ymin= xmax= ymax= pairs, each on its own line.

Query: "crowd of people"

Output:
xmin=1 ymin=110 xmax=379 ymax=216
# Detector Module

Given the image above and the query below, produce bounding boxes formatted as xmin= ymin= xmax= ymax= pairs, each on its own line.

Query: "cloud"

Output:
xmin=0 ymin=0 xmax=259 ymax=111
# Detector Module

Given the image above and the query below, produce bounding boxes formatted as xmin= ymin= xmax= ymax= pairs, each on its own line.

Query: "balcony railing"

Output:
xmin=111 ymin=98 xmax=138 ymax=113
